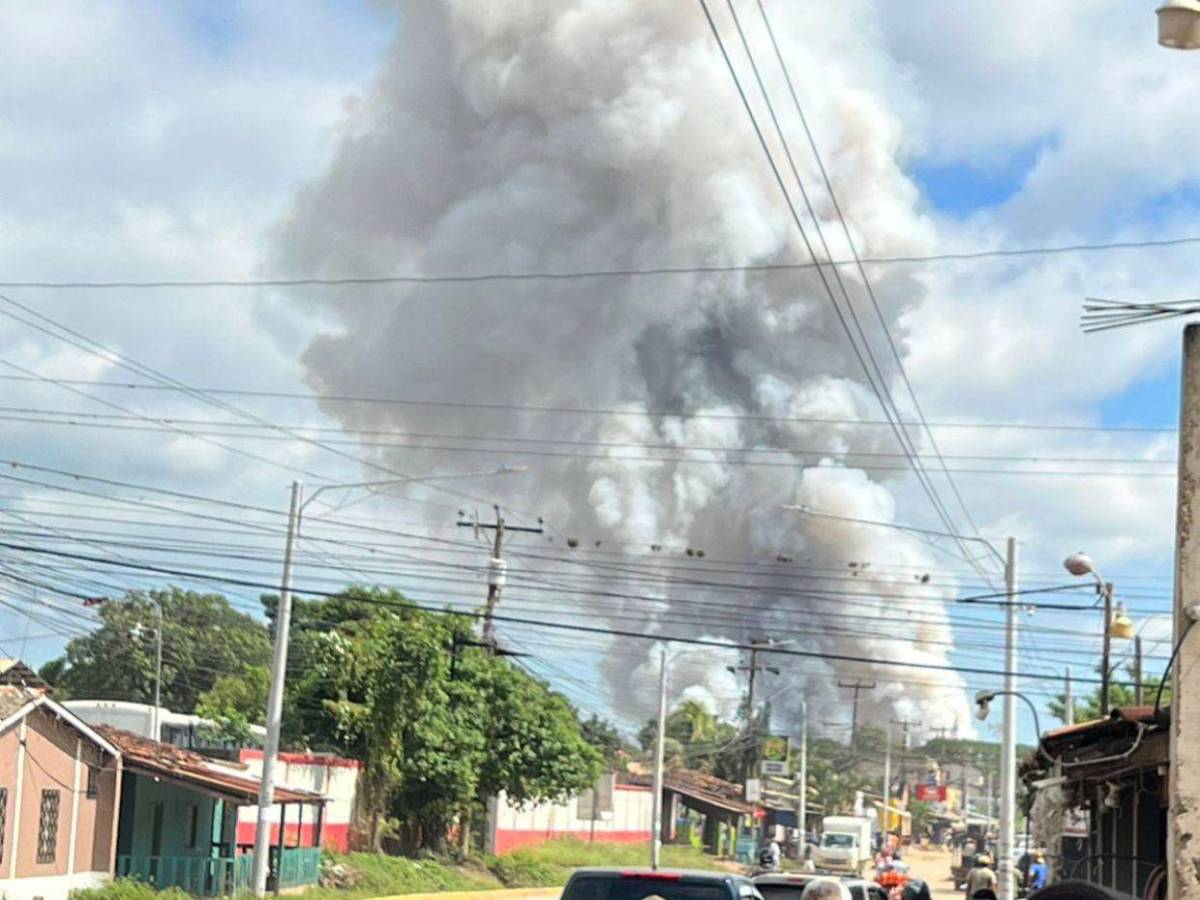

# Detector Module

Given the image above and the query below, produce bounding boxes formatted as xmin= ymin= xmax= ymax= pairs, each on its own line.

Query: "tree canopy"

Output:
xmin=1048 ymin=660 xmax=1167 ymax=724
xmin=287 ymin=586 xmax=602 ymax=851
xmin=42 ymin=588 xmax=271 ymax=711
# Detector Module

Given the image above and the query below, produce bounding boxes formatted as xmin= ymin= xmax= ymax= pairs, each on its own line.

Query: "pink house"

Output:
xmin=0 ymin=685 xmax=122 ymax=900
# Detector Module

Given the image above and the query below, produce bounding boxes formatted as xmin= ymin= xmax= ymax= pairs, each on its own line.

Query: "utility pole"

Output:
xmin=798 ymin=699 xmax=808 ymax=842
xmin=651 ymin=648 xmax=668 ymax=870
xmin=252 ymin=481 xmax=301 ymax=898
xmin=1170 ymin=322 xmax=1200 ymax=900
xmin=153 ymin=599 xmax=163 ymax=741
xmin=1065 ymin=667 xmax=1074 ymax=727
xmin=837 ymin=679 xmax=876 ymax=746
xmin=882 ymin=726 xmax=893 ymax=846
xmin=998 ymin=536 xmax=1018 ymax=900
xmin=1100 ymin=580 xmax=1115 ymax=715
xmin=1135 ymin=636 xmax=1144 ymax=707
xmin=457 ymin=507 xmax=543 ymax=645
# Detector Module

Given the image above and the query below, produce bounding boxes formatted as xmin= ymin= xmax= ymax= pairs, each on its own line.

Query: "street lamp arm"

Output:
xmin=300 ymin=466 xmax=528 ymax=513
xmin=977 ymin=690 xmax=1057 ymax=766
xmin=780 ymin=505 xmax=1007 ymax=567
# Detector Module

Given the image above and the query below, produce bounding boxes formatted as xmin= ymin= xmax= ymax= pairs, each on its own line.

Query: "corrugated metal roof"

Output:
xmin=97 ymin=725 xmax=323 ymax=805
xmin=1042 ymin=706 xmax=1161 ymax=742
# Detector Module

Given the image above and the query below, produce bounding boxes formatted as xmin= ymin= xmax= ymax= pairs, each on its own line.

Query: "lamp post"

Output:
xmin=781 ymin=505 xmax=1019 ymax=900
xmin=1063 ymin=553 xmax=1133 ymax=715
xmin=1159 ymin=0 xmax=1200 ymax=49
xmin=250 ymin=466 xmax=525 ymax=897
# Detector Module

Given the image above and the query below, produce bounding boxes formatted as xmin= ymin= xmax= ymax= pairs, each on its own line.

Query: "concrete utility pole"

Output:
xmin=998 ymin=536 xmax=1019 ymax=900
xmin=1065 ymin=667 xmax=1074 ymax=727
xmin=838 ymin=679 xmax=876 ymax=746
xmin=1170 ymin=323 xmax=1200 ymax=900
xmin=651 ymin=647 xmax=668 ymax=870
xmin=252 ymin=480 xmax=301 ymax=898
xmin=1100 ymin=580 xmax=1115 ymax=715
xmin=457 ymin=507 xmax=544 ymax=645
xmin=798 ymin=699 xmax=808 ymax=840
xmin=152 ymin=599 xmax=163 ymax=741
xmin=1135 ymin=636 xmax=1145 ymax=707
xmin=882 ymin=726 xmax=893 ymax=844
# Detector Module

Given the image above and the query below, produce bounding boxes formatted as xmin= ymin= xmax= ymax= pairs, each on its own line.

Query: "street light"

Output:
xmin=975 ymin=691 xmax=1057 ymax=766
xmin=250 ymin=465 xmax=526 ymax=897
xmin=1062 ymin=552 xmax=1134 ymax=715
xmin=781 ymin=505 xmax=1020 ymax=900
xmin=1158 ymin=0 xmax=1200 ymax=49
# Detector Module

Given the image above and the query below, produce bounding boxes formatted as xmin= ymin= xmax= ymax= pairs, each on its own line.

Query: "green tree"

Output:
xmin=638 ymin=701 xmax=742 ymax=776
xmin=195 ymin=663 xmax=270 ymax=744
xmin=292 ymin=586 xmax=600 ymax=852
xmin=45 ymin=588 xmax=271 ymax=713
xmin=581 ymin=715 xmax=632 ymax=766
xmin=1048 ymin=660 xmax=1167 ymax=724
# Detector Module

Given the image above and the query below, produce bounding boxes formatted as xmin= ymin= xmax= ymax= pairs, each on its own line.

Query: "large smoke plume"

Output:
xmin=274 ymin=0 xmax=973 ymax=737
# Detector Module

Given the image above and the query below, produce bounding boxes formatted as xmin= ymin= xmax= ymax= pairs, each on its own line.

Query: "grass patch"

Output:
xmin=306 ymin=852 xmax=501 ymax=899
xmin=71 ymin=881 xmax=190 ymax=900
xmin=303 ymin=838 xmax=727 ymax=898
xmin=483 ymin=837 xmax=726 ymax=888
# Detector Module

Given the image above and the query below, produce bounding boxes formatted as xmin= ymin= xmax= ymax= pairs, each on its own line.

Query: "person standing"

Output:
xmin=1028 ymin=852 xmax=1048 ymax=892
xmin=966 ymin=854 xmax=998 ymax=899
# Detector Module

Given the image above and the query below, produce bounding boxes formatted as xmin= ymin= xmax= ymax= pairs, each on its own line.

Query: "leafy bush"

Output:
xmin=71 ymin=880 xmax=190 ymax=900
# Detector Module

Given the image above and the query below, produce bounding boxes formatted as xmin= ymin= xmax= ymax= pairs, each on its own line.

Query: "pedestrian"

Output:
xmin=1028 ymin=851 xmax=1048 ymax=892
xmin=966 ymin=854 xmax=998 ymax=900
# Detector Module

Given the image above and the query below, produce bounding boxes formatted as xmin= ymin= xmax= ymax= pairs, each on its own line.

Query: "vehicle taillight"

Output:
xmin=623 ymin=872 xmax=683 ymax=881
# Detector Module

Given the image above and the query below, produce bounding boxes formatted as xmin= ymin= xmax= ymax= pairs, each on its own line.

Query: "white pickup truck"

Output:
xmin=813 ymin=816 xmax=874 ymax=875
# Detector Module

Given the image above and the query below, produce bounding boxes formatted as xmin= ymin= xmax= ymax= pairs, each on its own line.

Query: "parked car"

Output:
xmin=562 ymin=869 xmax=764 ymax=900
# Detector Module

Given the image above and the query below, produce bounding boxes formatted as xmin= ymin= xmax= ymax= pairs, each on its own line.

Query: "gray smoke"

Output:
xmin=274 ymin=0 xmax=973 ymax=738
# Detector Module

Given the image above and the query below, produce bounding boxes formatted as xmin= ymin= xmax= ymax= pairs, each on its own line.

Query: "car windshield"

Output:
xmin=565 ymin=877 xmax=728 ymax=900
xmin=758 ymin=885 xmax=810 ymax=900
xmin=822 ymin=834 xmax=855 ymax=848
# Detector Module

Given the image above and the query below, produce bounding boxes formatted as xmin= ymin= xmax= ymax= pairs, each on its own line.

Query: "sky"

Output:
xmin=0 ymin=0 xmax=1193 ymax=747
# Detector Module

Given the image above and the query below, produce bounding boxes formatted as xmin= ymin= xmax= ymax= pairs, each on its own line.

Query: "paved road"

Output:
xmin=902 ymin=846 xmax=960 ymax=900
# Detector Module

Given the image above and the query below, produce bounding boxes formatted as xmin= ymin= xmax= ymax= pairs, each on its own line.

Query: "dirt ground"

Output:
xmin=902 ymin=845 xmax=961 ymax=900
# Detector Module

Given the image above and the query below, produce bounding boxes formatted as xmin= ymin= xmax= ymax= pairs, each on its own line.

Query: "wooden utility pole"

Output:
xmin=1170 ymin=323 xmax=1200 ymax=900
xmin=838 ymin=679 xmax=876 ymax=746
xmin=457 ymin=507 xmax=543 ymax=644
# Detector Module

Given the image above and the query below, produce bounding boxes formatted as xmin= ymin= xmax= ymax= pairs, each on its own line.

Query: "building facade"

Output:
xmin=0 ymin=686 xmax=122 ymax=900
xmin=487 ymin=775 xmax=653 ymax=854
xmin=237 ymin=749 xmax=361 ymax=852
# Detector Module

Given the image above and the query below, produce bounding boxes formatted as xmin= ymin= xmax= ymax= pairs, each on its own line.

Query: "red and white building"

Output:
xmin=237 ymin=750 xmax=361 ymax=852
xmin=486 ymin=774 xmax=652 ymax=854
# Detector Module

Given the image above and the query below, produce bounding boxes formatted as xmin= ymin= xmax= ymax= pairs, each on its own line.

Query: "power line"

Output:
xmin=0 ymin=373 xmax=1178 ymax=433
xmin=3 ymin=238 xmax=1200 ymax=291
xmin=0 ymin=537 xmax=1142 ymax=688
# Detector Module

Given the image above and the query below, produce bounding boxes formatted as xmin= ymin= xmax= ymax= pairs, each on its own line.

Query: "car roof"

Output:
xmin=571 ymin=868 xmax=738 ymax=882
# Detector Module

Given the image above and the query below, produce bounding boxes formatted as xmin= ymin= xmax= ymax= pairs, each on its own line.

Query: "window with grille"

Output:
xmin=86 ymin=765 xmax=99 ymax=799
xmin=0 ymin=787 xmax=8 ymax=865
xmin=37 ymin=789 xmax=60 ymax=864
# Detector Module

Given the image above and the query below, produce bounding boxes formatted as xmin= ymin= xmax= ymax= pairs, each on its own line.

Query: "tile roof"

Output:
xmin=625 ymin=767 xmax=755 ymax=815
xmin=96 ymin=725 xmax=324 ymax=805
xmin=0 ymin=684 xmax=39 ymax=720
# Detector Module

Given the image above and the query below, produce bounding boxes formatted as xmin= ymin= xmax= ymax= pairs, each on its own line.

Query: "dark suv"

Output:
xmin=561 ymin=869 xmax=764 ymax=900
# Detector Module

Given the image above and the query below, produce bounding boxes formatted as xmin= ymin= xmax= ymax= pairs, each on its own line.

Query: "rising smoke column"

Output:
xmin=274 ymin=0 xmax=973 ymax=736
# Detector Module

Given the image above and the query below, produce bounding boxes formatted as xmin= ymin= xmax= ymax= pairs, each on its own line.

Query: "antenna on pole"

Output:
xmin=1081 ymin=297 xmax=1200 ymax=333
